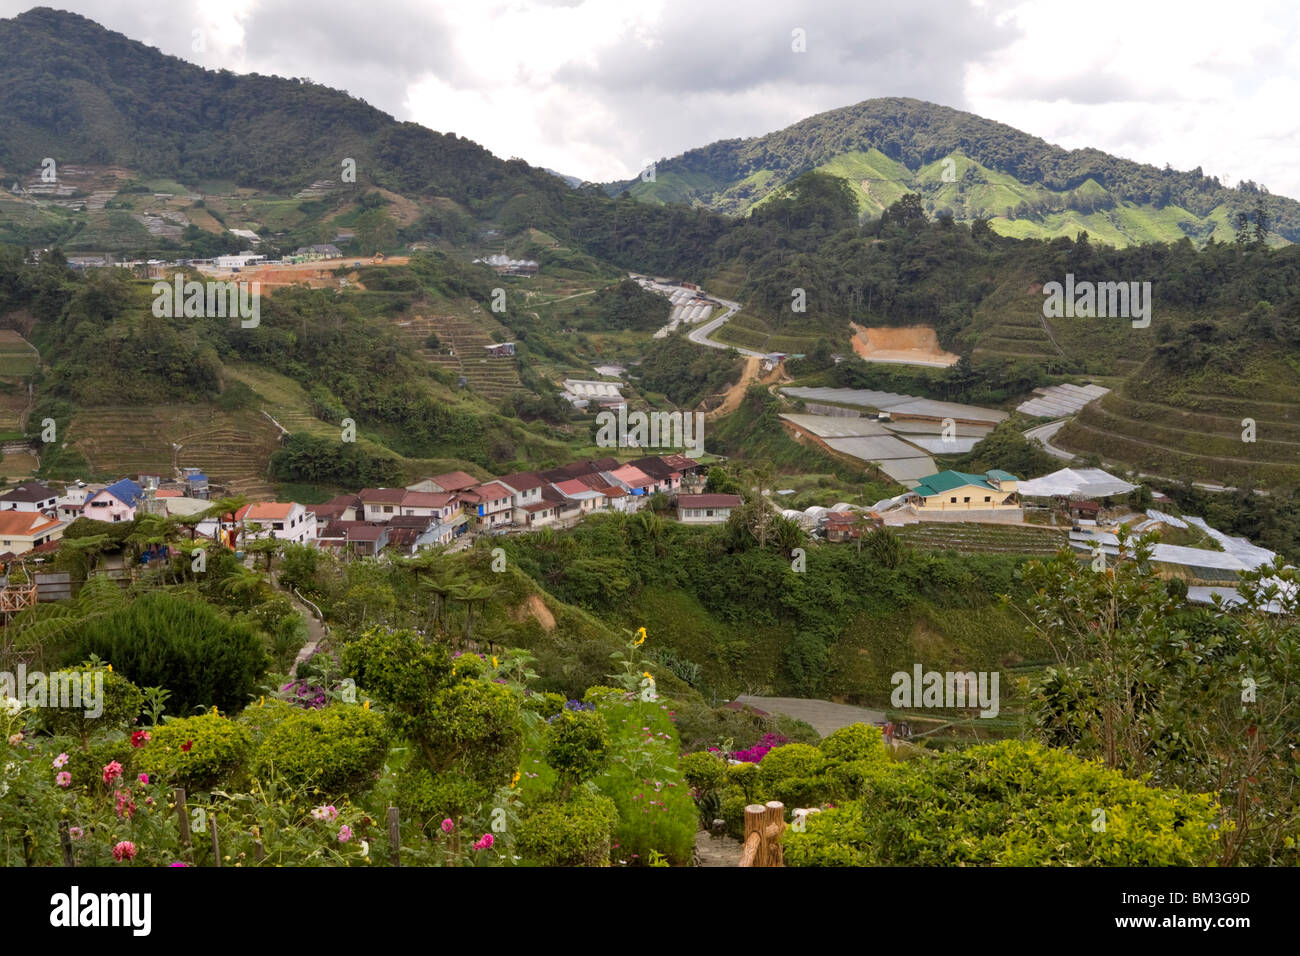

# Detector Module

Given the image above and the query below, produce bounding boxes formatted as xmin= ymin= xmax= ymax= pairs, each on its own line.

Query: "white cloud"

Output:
xmin=3 ymin=0 xmax=1299 ymax=195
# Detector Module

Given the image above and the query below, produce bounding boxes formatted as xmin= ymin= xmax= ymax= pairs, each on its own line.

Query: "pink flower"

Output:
xmin=473 ymin=833 xmax=494 ymax=851
xmin=168 ymin=861 xmax=193 ymax=867
xmin=8 ymin=732 xmax=22 ymax=746
xmin=310 ymin=805 xmax=339 ymax=822
xmin=52 ymin=752 xmax=69 ymax=769
xmin=137 ymin=773 xmax=149 ymax=785
xmin=338 ymin=825 xmax=353 ymax=843
xmin=55 ymin=771 xmax=71 ymax=787
xmin=440 ymin=818 xmax=454 ymax=833
xmin=130 ymin=730 xmax=151 ymax=748
xmin=112 ymin=841 xmax=137 ymax=862
xmin=101 ymin=761 xmax=123 ymax=784
xmin=115 ymin=789 xmax=136 ymax=819
xmin=68 ymin=827 xmax=84 ymax=840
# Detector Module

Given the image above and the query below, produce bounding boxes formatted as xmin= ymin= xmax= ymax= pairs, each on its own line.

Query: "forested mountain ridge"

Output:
xmin=609 ymin=96 xmax=1298 ymax=246
xmin=0 ymin=7 xmax=564 ymax=203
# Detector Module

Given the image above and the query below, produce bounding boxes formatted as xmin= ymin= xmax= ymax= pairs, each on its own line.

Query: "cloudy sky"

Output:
xmin=5 ymin=0 xmax=1300 ymax=195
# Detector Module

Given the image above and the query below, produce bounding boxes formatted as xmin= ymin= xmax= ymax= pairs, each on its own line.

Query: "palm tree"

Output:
xmin=451 ymin=580 xmax=496 ymax=646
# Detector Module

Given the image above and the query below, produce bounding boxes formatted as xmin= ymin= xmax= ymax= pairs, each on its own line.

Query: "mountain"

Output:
xmin=0 ymin=7 xmax=565 ymax=202
xmin=609 ymin=97 xmax=1298 ymax=247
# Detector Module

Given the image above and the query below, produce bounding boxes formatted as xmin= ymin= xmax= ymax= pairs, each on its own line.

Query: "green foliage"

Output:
xmin=250 ymin=703 xmax=389 ymax=799
xmin=270 ymin=432 xmax=402 ymax=487
xmin=139 ymin=712 xmax=252 ymax=792
xmin=635 ymin=333 xmax=743 ymax=407
xmin=545 ymin=709 xmax=611 ymax=791
xmin=516 ymin=791 xmax=618 ymax=866
xmin=66 ymin=592 xmax=268 ymax=716
xmin=785 ymin=740 xmax=1219 ymax=866
xmin=579 ymin=278 xmax=670 ymax=331
xmin=341 ymin=627 xmax=522 ymax=823
xmin=955 ymin=417 xmax=1057 ymax=478
xmin=36 ymin=663 xmax=142 ymax=748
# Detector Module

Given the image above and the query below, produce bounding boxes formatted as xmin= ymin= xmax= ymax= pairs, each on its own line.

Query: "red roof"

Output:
xmin=553 ymin=479 xmax=604 ymax=496
xmin=358 ymin=487 xmax=406 ymax=504
xmin=468 ymin=482 xmax=513 ymax=503
xmin=400 ymin=491 xmax=455 ymax=509
xmin=0 ymin=511 xmax=61 ymax=536
xmin=427 ymin=471 xmax=479 ymax=492
xmin=677 ymin=494 xmax=742 ymax=509
xmin=235 ymin=502 xmax=297 ymax=521
xmin=495 ymin=471 xmax=548 ymax=492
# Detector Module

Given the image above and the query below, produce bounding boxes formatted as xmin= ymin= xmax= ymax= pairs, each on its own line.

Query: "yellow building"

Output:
xmin=907 ymin=470 xmax=1020 ymax=512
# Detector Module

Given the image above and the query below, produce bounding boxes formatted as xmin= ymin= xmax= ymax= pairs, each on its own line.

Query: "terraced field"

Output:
xmin=1055 ymin=354 xmax=1300 ymax=489
xmin=395 ymin=307 xmax=523 ymax=401
xmin=65 ymin=405 xmax=281 ymax=496
xmin=897 ymin=521 xmax=1068 ymax=555
xmin=0 ymin=330 xmax=37 ymax=432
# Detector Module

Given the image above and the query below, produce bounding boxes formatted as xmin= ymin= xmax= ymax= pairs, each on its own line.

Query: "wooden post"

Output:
xmin=174 ymin=788 xmax=192 ymax=861
xmin=210 ymin=812 xmax=221 ymax=867
xmin=739 ymin=803 xmax=766 ymax=867
xmin=765 ymin=801 xmax=786 ymax=867
xmin=253 ymin=839 xmax=265 ymax=864
xmin=386 ymin=806 xmax=401 ymax=867
xmin=58 ymin=820 xmax=75 ymax=866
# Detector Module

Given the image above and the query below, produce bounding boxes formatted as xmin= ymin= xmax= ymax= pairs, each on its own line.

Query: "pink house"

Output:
xmin=82 ymin=479 xmax=144 ymax=523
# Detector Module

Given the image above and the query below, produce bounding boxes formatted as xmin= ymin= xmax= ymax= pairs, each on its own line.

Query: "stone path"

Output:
xmin=734 ymin=695 xmax=886 ymax=738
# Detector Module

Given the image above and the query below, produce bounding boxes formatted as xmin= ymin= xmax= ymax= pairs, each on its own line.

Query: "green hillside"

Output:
xmin=614 ymin=97 xmax=1298 ymax=248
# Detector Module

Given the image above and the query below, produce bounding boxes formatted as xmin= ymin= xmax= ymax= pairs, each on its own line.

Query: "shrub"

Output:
xmin=681 ymin=750 xmax=729 ymax=795
xmin=138 ymin=713 xmax=251 ymax=792
xmin=67 ymin=592 xmax=268 ymax=715
xmin=545 ymin=709 xmax=610 ymax=792
xmin=758 ymin=743 xmax=825 ymax=789
xmin=785 ymin=805 xmax=871 ymax=867
xmin=524 ymin=692 xmax=565 ymax=720
xmin=516 ymin=792 xmax=618 ymax=866
xmin=37 ymin=664 xmax=142 ymax=748
xmin=252 ymin=704 xmax=389 ymax=799
xmin=818 ymin=723 xmax=886 ymax=763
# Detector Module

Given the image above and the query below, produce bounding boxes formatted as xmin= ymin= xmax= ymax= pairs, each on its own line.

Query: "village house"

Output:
xmin=824 ymin=511 xmax=882 ymax=542
xmin=382 ymin=514 xmax=456 ymax=553
xmin=906 ymin=470 xmax=1021 ymax=513
xmin=676 ymin=493 xmax=742 ymax=524
xmin=411 ymin=471 xmax=480 ymax=494
xmin=358 ymin=487 xmax=407 ymax=522
xmin=459 ymin=482 xmax=514 ymax=530
xmin=235 ymin=502 xmax=318 ymax=546
xmin=0 ymin=511 xmax=65 ymax=556
xmin=82 ymin=478 xmax=145 ymax=522
xmin=316 ymin=521 xmax=388 ymax=557
xmin=56 ymin=483 xmax=103 ymax=521
xmin=306 ymin=494 xmax=363 ymax=524
xmin=602 ymin=464 xmax=655 ymax=499
xmin=0 ymin=481 xmax=58 ymax=513
xmin=550 ymin=479 xmax=609 ymax=515
xmin=627 ymin=457 xmax=683 ymax=495
xmin=496 ymin=472 xmax=550 ymax=522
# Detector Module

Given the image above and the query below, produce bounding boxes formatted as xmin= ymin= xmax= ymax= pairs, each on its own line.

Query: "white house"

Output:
xmin=235 ymin=502 xmax=317 ymax=545
xmin=676 ymin=493 xmax=742 ymax=524
xmin=0 ymin=481 xmax=58 ymax=513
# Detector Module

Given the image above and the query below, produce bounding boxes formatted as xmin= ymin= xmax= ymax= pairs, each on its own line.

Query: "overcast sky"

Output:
xmin=5 ymin=0 xmax=1300 ymax=196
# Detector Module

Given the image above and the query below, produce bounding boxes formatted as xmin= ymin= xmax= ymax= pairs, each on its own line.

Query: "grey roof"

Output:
xmin=778 ymin=413 xmax=891 ymax=439
xmin=1017 ymin=467 xmax=1137 ymax=499
xmin=823 ymin=435 xmax=933 ymax=461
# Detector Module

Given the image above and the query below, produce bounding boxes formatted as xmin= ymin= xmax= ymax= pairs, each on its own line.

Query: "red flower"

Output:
xmin=181 ymin=739 xmax=193 ymax=752
xmin=130 ymin=730 xmax=151 ymax=748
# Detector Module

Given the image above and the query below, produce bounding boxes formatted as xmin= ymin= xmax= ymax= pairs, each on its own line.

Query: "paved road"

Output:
xmin=686 ymin=294 xmax=767 ymax=357
xmin=734 ymin=695 xmax=886 ymax=738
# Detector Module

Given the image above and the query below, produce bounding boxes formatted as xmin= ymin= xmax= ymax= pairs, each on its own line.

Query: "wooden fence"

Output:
xmin=738 ymin=800 xmax=786 ymax=867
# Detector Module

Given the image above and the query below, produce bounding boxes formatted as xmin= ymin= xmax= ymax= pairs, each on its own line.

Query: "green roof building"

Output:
xmin=908 ymin=469 xmax=1021 ymax=513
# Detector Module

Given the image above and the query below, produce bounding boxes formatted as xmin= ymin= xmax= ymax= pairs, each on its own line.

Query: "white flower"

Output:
xmin=2 ymin=696 xmax=21 ymax=717
xmin=359 ymin=840 xmax=369 ymax=858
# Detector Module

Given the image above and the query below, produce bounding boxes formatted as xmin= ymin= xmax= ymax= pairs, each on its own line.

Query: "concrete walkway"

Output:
xmin=734 ymin=695 xmax=886 ymax=738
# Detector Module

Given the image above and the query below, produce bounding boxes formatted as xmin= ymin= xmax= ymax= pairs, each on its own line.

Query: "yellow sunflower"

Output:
xmin=633 ymin=627 xmax=647 ymax=646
